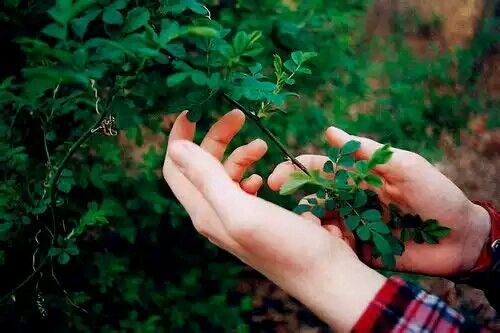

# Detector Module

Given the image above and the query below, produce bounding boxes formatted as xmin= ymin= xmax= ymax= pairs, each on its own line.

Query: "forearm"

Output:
xmin=252 ymin=232 xmax=386 ymax=332
xmin=303 ymin=259 xmax=386 ymax=332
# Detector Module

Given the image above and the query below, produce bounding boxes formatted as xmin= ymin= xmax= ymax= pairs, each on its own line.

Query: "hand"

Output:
xmin=268 ymin=126 xmax=491 ymax=276
xmin=163 ymin=110 xmax=386 ymax=332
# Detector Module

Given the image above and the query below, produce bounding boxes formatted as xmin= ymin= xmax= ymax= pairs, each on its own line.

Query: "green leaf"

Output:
xmin=381 ymin=254 xmax=396 ymax=269
xmin=325 ymin=199 xmax=335 ymax=211
xmin=0 ymin=222 xmax=13 ymax=234
xmin=65 ymin=245 xmax=79 ymax=256
xmin=58 ymin=252 xmax=71 ymax=265
xmin=301 ymin=51 xmax=318 ymax=63
xmin=372 ymin=233 xmax=392 ymax=255
xmin=159 ymin=19 xmax=180 ymax=45
xmin=401 ymin=228 xmax=411 ymax=242
xmin=356 ymin=225 xmax=371 ymax=241
xmin=233 ymin=31 xmax=249 ymax=54
xmin=353 ymin=190 xmax=367 ymax=208
xmin=187 ymin=26 xmax=217 ymax=38
xmin=306 ymin=198 xmax=318 ymax=205
xmin=311 ymin=205 xmax=325 ymax=218
xmin=293 ymin=204 xmax=311 ymax=214
xmin=355 ymin=160 xmax=369 ymax=174
xmin=361 ymin=209 xmax=382 ymax=222
xmin=368 ymin=144 xmax=393 ymax=169
xmin=113 ymin=98 xmax=139 ymax=129
xmin=186 ymin=109 xmax=202 ymax=122
xmin=297 ymin=67 xmax=312 ymax=74
xmin=58 ymin=169 xmax=75 ymax=193
xmin=323 ymin=160 xmax=334 ymax=173
xmin=103 ymin=8 xmax=123 ymax=25
xmin=327 ymin=147 xmax=340 ymax=161
xmin=338 ymin=155 xmax=355 ymax=167
xmin=48 ymin=247 xmax=62 ymax=256
xmin=341 ymin=140 xmax=361 ymax=155
xmin=370 ymin=222 xmax=391 ymax=234
xmin=279 ymin=172 xmax=313 ymax=195
xmin=427 ymin=227 xmax=450 ymax=238
xmin=167 ymin=72 xmax=189 ymax=87
xmin=338 ymin=205 xmax=352 ymax=217
xmin=291 ymin=51 xmax=302 ymax=65
xmin=334 ymin=169 xmax=349 ymax=188
xmin=364 ymin=174 xmax=383 ymax=187
xmin=388 ymin=236 xmax=404 ymax=255
xmin=190 ymin=70 xmax=207 ymax=85
xmin=42 ymin=23 xmax=67 ymax=40
xmin=123 ymin=7 xmax=150 ymax=33
xmin=345 ymin=215 xmax=361 ymax=230
xmin=316 ymin=189 xmax=326 ymax=199
xmin=71 ymin=8 xmax=101 ymax=39
xmin=421 ymin=232 xmax=438 ymax=244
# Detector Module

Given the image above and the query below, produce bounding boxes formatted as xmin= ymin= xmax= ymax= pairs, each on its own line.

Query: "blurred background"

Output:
xmin=0 ymin=0 xmax=498 ymax=332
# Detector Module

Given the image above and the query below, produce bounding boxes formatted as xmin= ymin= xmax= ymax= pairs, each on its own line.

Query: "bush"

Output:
xmin=0 ymin=0 xmax=496 ymax=331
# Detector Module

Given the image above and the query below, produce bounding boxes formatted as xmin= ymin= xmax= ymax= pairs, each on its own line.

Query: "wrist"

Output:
xmin=303 ymin=252 xmax=386 ymax=331
xmin=459 ymin=202 xmax=491 ymax=272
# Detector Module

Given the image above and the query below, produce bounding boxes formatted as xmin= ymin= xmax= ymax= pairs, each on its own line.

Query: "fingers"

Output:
xmin=325 ymin=127 xmax=383 ymax=161
xmin=267 ymin=155 xmax=329 ymax=191
xmin=301 ymin=212 xmax=321 ymax=225
xmin=168 ymin=110 xmax=196 ymax=144
xmin=167 ymin=140 xmax=341 ymax=260
xmin=224 ymin=138 xmax=267 ymax=182
xmin=200 ymin=109 xmax=246 ymax=160
xmin=240 ymin=174 xmax=263 ymax=195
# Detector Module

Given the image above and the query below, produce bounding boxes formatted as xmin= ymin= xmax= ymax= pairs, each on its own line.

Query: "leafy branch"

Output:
xmin=281 ymin=141 xmax=451 ymax=268
xmin=163 ymin=48 xmax=313 ymax=175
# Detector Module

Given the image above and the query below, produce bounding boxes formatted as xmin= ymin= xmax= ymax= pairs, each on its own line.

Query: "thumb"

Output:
xmin=325 ymin=127 xmax=397 ymax=174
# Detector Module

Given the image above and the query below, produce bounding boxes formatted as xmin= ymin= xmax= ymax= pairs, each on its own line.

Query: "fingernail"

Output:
xmin=169 ymin=141 xmax=191 ymax=167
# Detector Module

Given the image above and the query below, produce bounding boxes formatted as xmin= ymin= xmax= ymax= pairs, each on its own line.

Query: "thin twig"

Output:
xmin=1 ymin=108 xmax=109 ymax=305
xmin=0 ymin=255 xmax=49 ymax=304
xmin=221 ymin=93 xmax=310 ymax=175
xmin=47 ymin=109 xmax=109 ymax=208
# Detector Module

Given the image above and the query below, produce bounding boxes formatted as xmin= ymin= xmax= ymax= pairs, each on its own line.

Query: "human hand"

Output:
xmin=268 ymin=126 xmax=491 ymax=276
xmin=163 ymin=111 xmax=386 ymax=331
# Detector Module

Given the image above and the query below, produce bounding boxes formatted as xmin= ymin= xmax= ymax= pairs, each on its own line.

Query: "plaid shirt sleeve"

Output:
xmin=352 ymin=277 xmax=491 ymax=332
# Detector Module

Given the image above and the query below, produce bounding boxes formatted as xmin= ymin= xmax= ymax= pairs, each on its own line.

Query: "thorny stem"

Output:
xmin=221 ymin=93 xmax=310 ymax=176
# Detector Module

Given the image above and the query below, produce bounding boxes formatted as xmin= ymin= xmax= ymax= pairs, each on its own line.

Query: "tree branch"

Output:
xmin=162 ymin=49 xmax=310 ymax=176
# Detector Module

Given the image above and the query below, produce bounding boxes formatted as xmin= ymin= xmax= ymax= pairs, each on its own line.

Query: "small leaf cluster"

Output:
xmin=281 ymin=141 xmax=450 ymax=268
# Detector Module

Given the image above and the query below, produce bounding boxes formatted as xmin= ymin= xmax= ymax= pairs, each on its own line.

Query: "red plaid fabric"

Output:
xmin=352 ymin=277 xmax=490 ymax=332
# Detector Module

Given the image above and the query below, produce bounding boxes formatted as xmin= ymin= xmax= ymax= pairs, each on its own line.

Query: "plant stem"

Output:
xmin=47 ymin=110 xmax=110 ymax=207
xmin=1 ymin=110 xmax=111 ymax=305
xmin=162 ymin=49 xmax=310 ymax=176
xmin=221 ymin=93 xmax=310 ymax=175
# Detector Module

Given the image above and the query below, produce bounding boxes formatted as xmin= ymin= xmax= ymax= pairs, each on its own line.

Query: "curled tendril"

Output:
xmin=91 ymin=115 xmax=118 ymax=136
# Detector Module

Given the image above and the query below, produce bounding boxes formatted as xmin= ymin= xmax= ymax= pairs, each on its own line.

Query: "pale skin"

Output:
xmin=163 ymin=109 xmax=491 ymax=332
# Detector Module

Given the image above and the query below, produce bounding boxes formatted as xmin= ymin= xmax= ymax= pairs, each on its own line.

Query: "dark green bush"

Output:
xmin=0 ymin=0 xmax=496 ymax=331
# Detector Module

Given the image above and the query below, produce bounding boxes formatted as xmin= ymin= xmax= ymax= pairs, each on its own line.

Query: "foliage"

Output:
xmin=281 ymin=140 xmax=450 ymax=268
xmin=0 ymin=0 xmax=496 ymax=331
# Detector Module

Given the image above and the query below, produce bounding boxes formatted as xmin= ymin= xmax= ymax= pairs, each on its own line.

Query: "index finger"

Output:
xmin=168 ymin=110 xmax=196 ymax=144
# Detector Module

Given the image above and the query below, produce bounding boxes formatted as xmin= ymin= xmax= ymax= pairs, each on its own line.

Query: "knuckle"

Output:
xmin=191 ymin=213 xmax=211 ymax=237
xmin=207 ymin=133 xmax=230 ymax=146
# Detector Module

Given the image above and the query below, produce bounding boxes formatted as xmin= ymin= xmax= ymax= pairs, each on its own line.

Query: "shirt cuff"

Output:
xmin=352 ymin=276 xmax=404 ymax=332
